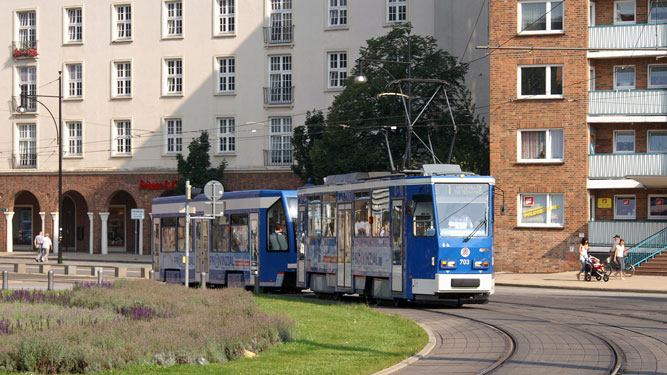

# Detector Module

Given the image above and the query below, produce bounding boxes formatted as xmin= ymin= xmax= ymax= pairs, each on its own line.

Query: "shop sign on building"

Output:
xmin=139 ymin=179 xmax=178 ymax=190
xmin=597 ymin=198 xmax=611 ymax=208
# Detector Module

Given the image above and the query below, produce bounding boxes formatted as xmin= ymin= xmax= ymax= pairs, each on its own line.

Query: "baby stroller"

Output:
xmin=585 ymin=256 xmax=610 ymax=282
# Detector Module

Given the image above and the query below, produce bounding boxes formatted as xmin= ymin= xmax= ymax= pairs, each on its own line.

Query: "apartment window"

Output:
xmin=589 ymin=66 xmax=596 ymax=91
xmin=648 ymin=130 xmax=667 ymax=152
xmin=614 ymin=66 xmax=635 ymax=90
xmin=217 ymin=57 xmax=235 ymax=93
xmin=589 ymin=2 xmax=596 ymax=26
xmin=17 ymin=11 xmax=36 ymax=49
xmin=648 ymin=195 xmax=667 ymax=219
xmin=650 ymin=1 xmax=667 ymax=22
xmin=113 ymin=62 xmax=131 ymax=97
xmin=113 ymin=120 xmax=132 ymax=155
xmin=614 ymin=0 xmax=635 ymax=24
xmin=269 ymin=0 xmax=293 ymax=43
xmin=16 ymin=124 xmax=36 ymax=168
xmin=518 ymin=1 xmax=563 ymax=33
xmin=328 ymin=52 xmax=347 ymax=89
xmin=216 ymin=0 xmax=235 ymax=35
xmin=65 ymin=8 xmax=83 ymax=43
xmin=268 ymin=55 xmax=292 ymax=104
xmin=164 ymin=1 xmax=183 ymax=37
xmin=519 ymin=193 xmax=564 ymax=227
xmin=164 ymin=59 xmax=183 ymax=95
xmin=613 ymin=130 xmax=635 ymax=153
xmin=649 ymin=65 xmax=667 ymax=88
xmin=518 ymin=65 xmax=563 ymax=98
xmin=113 ymin=4 xmax=132 ymax=41
xmin=165 ymin=119 xmax=182 ymax=153
xmin=614 ymin=195 xmax=636 ymax=220
xmin=270 ymin=117 xmax=292 ymax=165
xmin=66 ymin=121 xmax=82 ymax=156
xmin=18 ymin=66 xmax=37 ymax=112
xmin=387 ymin=0 xmax=407 ymax=23
xmin=518 ymin=129 xmax=564 ymax=161
xmin=328 ymin=0 xmax=347 ymax=27
xmin=65 ymin=63 xmax=83 ymax=99
xmin=218 ymin=117 xmax=235 ymax=153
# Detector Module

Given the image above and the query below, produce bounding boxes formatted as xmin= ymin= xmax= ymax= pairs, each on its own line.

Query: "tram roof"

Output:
xmin=152 ymin=189 xmax=296 ymax=205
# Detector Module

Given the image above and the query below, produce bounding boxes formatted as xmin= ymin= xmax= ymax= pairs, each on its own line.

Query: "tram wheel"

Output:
xmin=392 ymin=298 xmax=405 ymax=307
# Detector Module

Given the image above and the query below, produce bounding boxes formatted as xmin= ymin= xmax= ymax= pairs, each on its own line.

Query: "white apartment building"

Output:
xmin=0 ymin=0 xmax=487 ymax=255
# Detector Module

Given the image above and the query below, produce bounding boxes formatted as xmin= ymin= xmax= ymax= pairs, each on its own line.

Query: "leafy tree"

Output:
xmin=291 ymin=110 xmax=326 ymax=183
xmin=295 ymin=23 xmax=488 ymax=182
xmin=173 ymin=131 xmax=227 ymax=195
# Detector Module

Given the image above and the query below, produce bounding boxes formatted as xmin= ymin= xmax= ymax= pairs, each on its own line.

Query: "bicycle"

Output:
xmin=605 ymin=256 xmax=635 ymax=278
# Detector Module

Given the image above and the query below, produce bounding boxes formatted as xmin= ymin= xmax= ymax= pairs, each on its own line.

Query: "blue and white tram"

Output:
xmin=151 ymin=190 xmax=298 ymax=289
xmin=296 ymin=165 xmax=495 ymax=305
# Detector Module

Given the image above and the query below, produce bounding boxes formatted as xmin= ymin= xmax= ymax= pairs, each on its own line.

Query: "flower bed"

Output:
xmin=0 ymin=280 xmax=295 ymax=374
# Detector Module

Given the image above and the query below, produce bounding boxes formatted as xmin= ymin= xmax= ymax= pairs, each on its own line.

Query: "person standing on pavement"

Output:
xmin=577 ymin=237 xmax=589 ymax=280
xmin=34 ymin=231 xmax=44 ymax=262
xmin=614 ymin=238 xmax=627 ymax=280
xmin=40 ymin=233 xmax=52 ymax=262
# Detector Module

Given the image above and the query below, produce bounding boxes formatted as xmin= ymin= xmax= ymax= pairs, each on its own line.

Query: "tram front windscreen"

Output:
xmin=435 ymin=183 xmax=490 ymax=238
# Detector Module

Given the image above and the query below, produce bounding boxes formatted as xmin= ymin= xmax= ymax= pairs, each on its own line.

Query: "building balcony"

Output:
xmin=263 ymin=25 xmax=294 ymax=44
xmin=263 ymin=149 xmax=293 ymax=167
xmin=588 ymin=220 xmax=667 ymax=248
xmin=589 ymin=23 xmax=667 ymax=57
xmin=12 ymin=41 xmax=38 ymax=59
xmin=589 ymin=153 xmax=667 ymax=179
xmin=12 ymin=154 xmax=36 ymax=169
xmin=588 ymin=90 xmax=667 ymax=117
xmin=263 ymin=86 xmax=294 ymax=106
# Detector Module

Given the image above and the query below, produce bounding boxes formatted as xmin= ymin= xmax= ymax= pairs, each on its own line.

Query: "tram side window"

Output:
xmin=212 ymin=215 xmax=229 ymax=252
xmin=268 ymin=199 xmax=288 ymax=251
xmin=354 ymin=191 xmax=370 ymax=237
xmin=323 ymin=194 xmax=336 ymax=237
xmin=308 ymin=196 xmax=322 ymax=238
xmin=372 ymin=189 xmax=390 ymax=237
xmin=177 ymin=217 xmax=188 ymax=251
xmin=413 ymin=200 xmax=435 ymax=237
xmin=230 ymin=214 xmax=249 ymax=252
xmin=161 ymin=217 xmax=177 ymax=252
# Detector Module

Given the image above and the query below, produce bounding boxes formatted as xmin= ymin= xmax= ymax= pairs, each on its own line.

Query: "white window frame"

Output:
xmin=64 ymin=7 xmax=83 ymax=44
xmin=214 ymin=0 xmax=235 ymax=36
xmin=386 ymin=0 xmax=407 ymax=24
xmin=648 ymin=64 xmax=667 ymax=89
xmin=112 ymin=4 xmax=132 ymax=42
xmin=165 ymin=118 xmax=183 ymax=154
xmin=65 ymin=63 xmax=83 ymax=99
xmin=112 ymin=61 xmax=132 ymax=98
xmin=163 ymin=58 xmax=183 ymax=95
xmin=517 ymin=64 xmax=564 ymax=99
xmin=269 ymin=117 xmax=293 ymax=165
xmin=16 ymin=65 xmax=37 ymax=113
xmin=216 ymin=56 xmax=235 ymax=94
xmin=648 ymin=129 xmax=667 ymax=152
xmin=517 ymin=193 xmax=565 ymax=228
xmin=650 ymin=0 xmax=667 ymax=22
xmin=163 ymin=0 xmax=183 ymax=38
xmin=217 ymin=117 xmax=236 ymax=154
xmin=589 ymin=1 xmax=596 ymax=26
xmin=16 ymin=10 xmax=37 ymax=50
xmin=15 ymin=123 xmax=37 ymax=168
xmin=268 ymin=55 xmax=292 ymax=104
xmin=327 ymin=51 xmax=347 ymax=90
xmin=614 ymin=65 xmax=636 ymax=90
xmin=269 ymin=0 xmax=293 ymax=43
xmin=65 ymin=121 xmax=83 ymax=157
xmin=517 ymin=0 xmax=565 ymax=35
xmin=614 ymin=195 xmax=636 ymax=220
xmin=328 ymin=0 xmax=348 ymax=28
xmin=517 ymin=128 xmax=564 ymax=163
xmin=614 ymin=0 xmax=636 ymax=25
xmin=613 ymin=130 xmax=635 ymax=153
xmin=112 ymin=119 xmax=132 ymax=156
xmin=648 ymin=194 xmax=667 ymax=219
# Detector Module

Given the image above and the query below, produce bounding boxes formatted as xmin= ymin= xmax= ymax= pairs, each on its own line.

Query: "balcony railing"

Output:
xmin=589 ymin=153 xmax=667 ymax=178
xmin=589 ymin=90 xmax=667 ymax=116
xmin=263 ymin=25 xmax=294 ymax=44
xmin=12 ymin=153 xmax=37 ymax=169
xmin=12 ymin=40 xmax=38 ymax=59
xmin=12 ymin=96 xmax=37 ymax=113
xmin=263 ymin=86 xmax=294 ymax=105
xmin=589 ymin=220 xmax=667 ymax=247
xmin=589 ymin=23 xmax=667 ymax=50
xmin=263 ymin=149 xmax=293 ymax=166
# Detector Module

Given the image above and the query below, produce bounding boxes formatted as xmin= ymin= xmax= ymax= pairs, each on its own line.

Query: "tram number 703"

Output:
xmin=459 ymin=259 xmax=470 ymax=265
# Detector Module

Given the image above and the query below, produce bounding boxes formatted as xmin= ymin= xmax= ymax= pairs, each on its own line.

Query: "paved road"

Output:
xmin=379 ymin=286 xmax=667 ymax=375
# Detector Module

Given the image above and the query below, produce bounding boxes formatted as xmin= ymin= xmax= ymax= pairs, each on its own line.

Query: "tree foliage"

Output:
xmin=291 ymin=110 xmax=325 ymax=183
xmin=293 ymin=23 xmax=489 ymax=183
xmin=174 ymin=131 xmax=227 ymax=195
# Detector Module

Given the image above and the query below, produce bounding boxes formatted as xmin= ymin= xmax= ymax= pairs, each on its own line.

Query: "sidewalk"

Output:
xmin=0 ymin=250 xmax=151 ymax=267
xmin=496 ymin=271 xmax=667 ymax=294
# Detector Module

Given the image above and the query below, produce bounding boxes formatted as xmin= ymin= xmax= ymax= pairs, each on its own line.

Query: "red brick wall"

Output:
xmin=592 ymin=123 xmax=663 ymax=154
xmin=590 ymin=57 xmax=662 ymax=91
xmin=593 ymin=189 xmax=667 ymax=220
xmin=594 ymin=0 xmax=649 ymax=25
xmin=490 ymin=0 xmax=589 ymax=272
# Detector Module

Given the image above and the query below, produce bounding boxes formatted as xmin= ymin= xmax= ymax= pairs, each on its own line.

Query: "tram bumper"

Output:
xmin=412 ymin=273 xmax=495 ymax=298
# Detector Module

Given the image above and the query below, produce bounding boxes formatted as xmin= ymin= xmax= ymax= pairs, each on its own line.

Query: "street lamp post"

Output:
xmin=17 ymin=71 xmax=64 ymax=264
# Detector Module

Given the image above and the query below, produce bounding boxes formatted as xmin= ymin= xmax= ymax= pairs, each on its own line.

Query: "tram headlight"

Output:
xmin=472 ymin=260 xmax=490 ymax=270
xmin=440 ymin=260 xmax=456 ymax=269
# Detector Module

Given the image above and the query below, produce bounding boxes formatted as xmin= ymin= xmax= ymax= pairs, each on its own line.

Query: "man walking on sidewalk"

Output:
xmin=41 ymin=234 xmax=52 ymax=262
xmin=34 ymin=231 xmax=44 ymax=262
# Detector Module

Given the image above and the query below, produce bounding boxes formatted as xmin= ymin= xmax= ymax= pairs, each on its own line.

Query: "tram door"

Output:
xmin=391 ymin=201 xmax=404 ymax=292
xmin=297 ymin=206 xmax=306 ymax=285
xmin=194 ymin=220 xmax=209 ymax=283
xmin=249 ymin=213 xmax=259 ymax=285
xmin=337 ymin=203 xmax=352 ymax=288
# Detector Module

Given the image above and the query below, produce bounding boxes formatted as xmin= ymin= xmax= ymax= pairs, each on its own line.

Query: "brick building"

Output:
xmin=490 ymin=0 xmax=667 ymax=272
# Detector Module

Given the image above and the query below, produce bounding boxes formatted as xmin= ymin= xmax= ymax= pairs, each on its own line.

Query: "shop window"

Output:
xmin=518 ymin=193 xmax=564 ymax=227
xmin=649 ymin=195 xmax=667 ymax=219
xmin=108 ymin=206 xmax=126 ymax=247
xmin=614 ymin=195 xmax=636 ymax=220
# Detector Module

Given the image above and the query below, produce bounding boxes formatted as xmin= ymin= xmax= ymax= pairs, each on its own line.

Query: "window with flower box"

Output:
xmin=14 ymin=11 xmax=37 ymax=57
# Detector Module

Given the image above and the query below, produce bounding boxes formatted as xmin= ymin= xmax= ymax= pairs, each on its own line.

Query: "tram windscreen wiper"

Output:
xmin=463 ymin=217 xmax=486 ymax=243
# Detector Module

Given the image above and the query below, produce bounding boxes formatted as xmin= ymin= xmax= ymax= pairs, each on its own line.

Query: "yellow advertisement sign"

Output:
xmin=597 ymin=198 xmax=611 ymax=209
xmin=523 ymin=204 xmax=561 ymax=218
